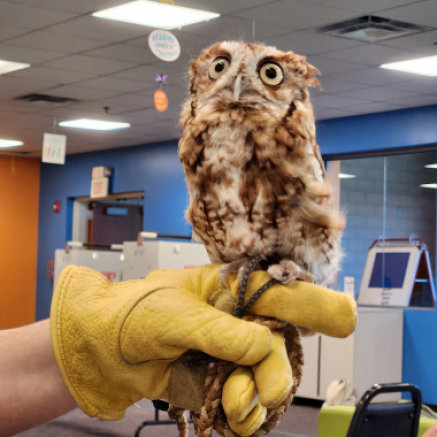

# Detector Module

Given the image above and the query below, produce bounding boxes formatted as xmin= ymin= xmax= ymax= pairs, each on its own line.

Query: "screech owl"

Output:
xmin=179 ymin=41 xmax=345 ymax=287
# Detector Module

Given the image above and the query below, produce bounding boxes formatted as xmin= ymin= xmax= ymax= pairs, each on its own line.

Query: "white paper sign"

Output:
xmin=42 ymin=133 xmax=66 ymax=165
xmin=344 ymin=276 xmax=355 ymax=299
xmin=91 ymin=177 xmax=109 ymax=198
xmin=148 ymin=29 xmax=180 ymax=62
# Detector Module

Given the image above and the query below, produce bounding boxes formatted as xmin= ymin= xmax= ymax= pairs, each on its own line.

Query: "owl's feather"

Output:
xmin=179 ymin=42 xmax=345 ymax=286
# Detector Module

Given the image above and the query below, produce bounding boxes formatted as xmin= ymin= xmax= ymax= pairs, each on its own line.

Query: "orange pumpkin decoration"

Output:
xmin=154 ymin=89 xmax=168 ymax=112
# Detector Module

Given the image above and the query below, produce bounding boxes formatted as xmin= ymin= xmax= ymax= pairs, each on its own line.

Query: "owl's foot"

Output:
xmin=267 ymin=260 xmax=314 ymax=285
xmin=219 ymin=259 xmax=251 ymax=289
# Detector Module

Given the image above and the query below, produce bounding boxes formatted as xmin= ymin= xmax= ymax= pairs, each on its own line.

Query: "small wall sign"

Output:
xmin=148 ymin=29 xmax=180 ymax=62
xmin=42 ymin=133 xmax=67 ymax=165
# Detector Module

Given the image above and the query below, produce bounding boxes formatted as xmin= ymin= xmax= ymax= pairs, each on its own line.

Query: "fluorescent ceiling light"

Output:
xmin=420 ymin=183 xmax=437 ymax=189
xmin=0 ymin=60 xmax=30 ymax=75
xmin=425 ymin=164 xmax=437 ymax=168
xmin=92 ymin=0 xmax=219 ymax=29
xmin=381 ymin=55 xmax=437 ymax=76
xmin=339 ymin=173 xmax=356 ymax=179
xmin=59 ymin=119 xmax=130 ymax=131
xmin=0 ymin=139 xmax=23 ymax=148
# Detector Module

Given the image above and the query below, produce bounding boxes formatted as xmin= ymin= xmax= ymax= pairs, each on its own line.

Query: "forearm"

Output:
xmin=0 ymin=319 xmax=77 ymax=437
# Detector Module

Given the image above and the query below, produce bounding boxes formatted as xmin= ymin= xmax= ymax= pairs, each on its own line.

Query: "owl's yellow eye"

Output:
xmin=259 ymin=62 xmax=283 ymax=86
xmin=208 ymin=57 xmax=230 ymax=80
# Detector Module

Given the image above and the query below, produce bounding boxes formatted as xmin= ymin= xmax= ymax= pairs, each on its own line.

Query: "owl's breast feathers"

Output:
xmin=179 ymin=102 xmax=345 ymax=285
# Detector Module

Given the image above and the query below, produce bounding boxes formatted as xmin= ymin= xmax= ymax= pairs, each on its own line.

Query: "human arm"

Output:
xmin=0 ymin=319 xmax=77 ymax=437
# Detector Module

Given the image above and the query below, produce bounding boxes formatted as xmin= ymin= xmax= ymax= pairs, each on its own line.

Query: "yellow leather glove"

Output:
xmin=51 ymin=264 xmax=356 ymax=425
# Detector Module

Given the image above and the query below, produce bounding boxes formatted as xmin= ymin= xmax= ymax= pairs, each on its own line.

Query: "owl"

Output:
xmin=179 ymin=41 xmax=345 ymax=288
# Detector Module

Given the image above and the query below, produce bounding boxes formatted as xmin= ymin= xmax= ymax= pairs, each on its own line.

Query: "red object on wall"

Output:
xmin=46 ymin=259 xmax=54 ymax=279
xmin=53 ymin=201 xmax=61 ymax=213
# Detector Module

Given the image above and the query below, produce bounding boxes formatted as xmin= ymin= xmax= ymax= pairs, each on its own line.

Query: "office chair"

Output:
xmin=346 ymin=383 xmax=422 ymax=437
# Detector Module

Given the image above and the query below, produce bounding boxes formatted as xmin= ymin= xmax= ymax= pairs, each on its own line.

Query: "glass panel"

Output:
xmin=338 ymin=150 xmax=437 ymax=299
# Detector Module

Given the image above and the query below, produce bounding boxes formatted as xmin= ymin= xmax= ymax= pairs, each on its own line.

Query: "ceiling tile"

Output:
xmin=379 ymin=1 xmax=437 ymax=28
xmin=314 ymin=107 xmax=359 ymax=120
xmin=79 ymin=93 xmax=154 ymax=112
xmin=311 ymin=94 xmax=369 ymax=108
xmin=5 ymin=30 xmax=108 ymax=54
xmin=380 ymin=30 xmax=437 ymax=55
xmin=337 ymin=85 xmax=422 ymax=101
xmin=341 ymin=101 xmax=403 ymax=115
xmin=118 ymin=107 xmax=176 ymax=125
xmin=41 ymin=55 xmax=139 ymax=75
xmin=77 ymin=76 xmax=152 ymax=93
xmin=307 ymin=55 xmax=366 ymax=75
xmin=232 ymin=0 xmax=359 ymax=31
xmin=331 ymin=66 xmax=414 ymax=86
xmin=312 ymin=76 xmax=368 ymax=94
xmin=326 ymin=44 xmax=421 ymax=66
xmin=0 ymin=76 xmax=56 ymax=99
xmin=84 ymin=44 xmax=158 ymax=64
xmin=114 ymin=64 xmax=185 ymax=85
xmin=177 ymin=16 xmax=290 ymax=40
xmin=10 ymin=0 xmax=131 ymax=14
xmin=160 ymin=0 xmax=276 ymax=15
xmin=39 ymin=84 xmax=121 ymax=101
xmin=0 ymin=44 xmax=64 ymax=64
xmin=304 ymin=0 xmax=419 ymax=14
xmin=267 ymin=30 xmax=365 ymax=56
xmin=6 ymin=66 xmax=94 ymax=85
xmin=390 ymin=94 xmax=437 ymax=108
xmin=44 ymin=16 xmax=153 ymax=42
xmin=0 ymin=25 xmax=31 ymax=41
xmin=388 ymin=76 xmax=437 ymax=94
xmin=0 ymin=1 xmax=77 ymax=29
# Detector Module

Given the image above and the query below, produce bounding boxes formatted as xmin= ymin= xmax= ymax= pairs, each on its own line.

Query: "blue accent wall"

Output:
xmin=36 ymin=140 xmax=189 ymax=320
xmin=37 ymin=104 xmax=437 ymax=403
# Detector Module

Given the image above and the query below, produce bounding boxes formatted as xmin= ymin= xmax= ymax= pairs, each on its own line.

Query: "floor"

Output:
xmin=16 ymin=398 xmax=321 ymax=437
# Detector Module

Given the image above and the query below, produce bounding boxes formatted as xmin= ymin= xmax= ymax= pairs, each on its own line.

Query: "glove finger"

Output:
xmin=223 ymin=367 xmax=259 ymax=423
xmin=228 ymin=272 xmax=357 ymax=338
xmin=253 ymin=331 xmax=292 ymax=408
xmin=222 ymin=369 xmax=267 ymax=437
xmin=120 ymin=288 xmax=272 ymax=366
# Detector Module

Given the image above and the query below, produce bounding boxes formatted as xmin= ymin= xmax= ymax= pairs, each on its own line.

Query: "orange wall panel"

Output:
xmin=0 ymin=156 xmax=40 ymax=329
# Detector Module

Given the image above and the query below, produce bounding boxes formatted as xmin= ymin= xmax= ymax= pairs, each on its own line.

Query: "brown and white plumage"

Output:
xmin=179 ymin=41 xmax=345 ymax=287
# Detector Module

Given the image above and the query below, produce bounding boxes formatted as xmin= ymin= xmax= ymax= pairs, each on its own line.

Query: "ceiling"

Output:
xmin=1 ymin=0 xmax=437 ymax=157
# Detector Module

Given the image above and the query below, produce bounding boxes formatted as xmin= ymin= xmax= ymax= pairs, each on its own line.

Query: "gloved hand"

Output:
xmin=51 ymin=264 xmax=356 ymax=428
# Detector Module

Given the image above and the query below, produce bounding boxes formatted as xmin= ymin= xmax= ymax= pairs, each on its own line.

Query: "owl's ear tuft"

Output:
xmin=304 ymin=61 xmax=322 ymax=89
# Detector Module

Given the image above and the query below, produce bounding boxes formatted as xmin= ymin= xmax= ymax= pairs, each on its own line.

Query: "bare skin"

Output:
xmin=0 ymin=319 xmax=77 ymax=437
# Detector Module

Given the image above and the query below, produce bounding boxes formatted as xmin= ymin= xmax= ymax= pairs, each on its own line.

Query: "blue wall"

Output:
xmin=37 ymin=104 xmax=437 ymax=403
xmin=36 ymin=140 xmax=190 ymax=320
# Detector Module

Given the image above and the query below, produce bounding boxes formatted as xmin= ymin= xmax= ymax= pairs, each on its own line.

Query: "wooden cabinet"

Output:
xmin=297 ymin=308 xmax=403 ymax=402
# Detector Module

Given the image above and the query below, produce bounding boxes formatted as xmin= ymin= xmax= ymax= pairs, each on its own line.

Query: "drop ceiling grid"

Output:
xmin=0 ymin=0 xmax=436 ymax=156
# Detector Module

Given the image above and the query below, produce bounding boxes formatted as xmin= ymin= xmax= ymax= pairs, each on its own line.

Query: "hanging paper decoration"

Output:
xmin=155 ymin=73 xmax=167 ymax=84
xmin=154 ymin=89 xmax=168 ymax=112
xmin=148 ymin=29 xmax=180 ymax=62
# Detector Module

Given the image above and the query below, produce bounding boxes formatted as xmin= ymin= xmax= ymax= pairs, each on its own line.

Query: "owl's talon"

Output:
xmin=219 ymin=259 xmax=250 ymax=288
xmin=267 ymin=260 xmax=300 ymax=285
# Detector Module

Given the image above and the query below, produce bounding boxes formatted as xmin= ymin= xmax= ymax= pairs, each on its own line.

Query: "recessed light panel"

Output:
xmin=420 ymin=183 xmax=437 ymax=189
xmin=0 ymin=60 xmax=31 ymax=75
xmin=381 ymin=56 xmax=437 ymax=77
xmin=0 ymin=139 xmax=23 ymax=148
xmin=59 ymin=119 xmax=130 ymax=131
xmin=93 ymin=0 xmax=219 ymax=29
xmin=339 ymin=173 xmax=356 ymax=179
xmin=425 ymin=164 xmax=437 ymax=168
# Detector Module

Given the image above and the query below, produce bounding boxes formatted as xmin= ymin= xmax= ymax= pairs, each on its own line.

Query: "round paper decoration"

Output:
xmin=154 ymin=89 xmax=168 ymax=112
xmin=148 ymin=29 xmax=180 ymax=62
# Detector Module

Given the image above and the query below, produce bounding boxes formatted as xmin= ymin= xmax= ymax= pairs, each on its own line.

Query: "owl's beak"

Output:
xmin=233 ymin=74 xmax=242 ymax=101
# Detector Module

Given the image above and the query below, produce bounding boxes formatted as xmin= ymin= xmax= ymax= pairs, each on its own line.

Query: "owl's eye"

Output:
xmin=209 ymin=57 xmax=230 ymax=80
xmin=259 ymin=62 xmax=284 ymax=86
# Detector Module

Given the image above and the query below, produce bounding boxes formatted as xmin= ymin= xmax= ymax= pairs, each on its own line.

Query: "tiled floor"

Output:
xmin=16 ymin=398 xmax=321 ymax=437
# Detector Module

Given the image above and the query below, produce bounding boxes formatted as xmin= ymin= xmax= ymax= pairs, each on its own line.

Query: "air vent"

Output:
xmin=15 ymin=93 xmax=79 ymax=106
xmin=312 ymin=16 xmax=433 ymax=42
